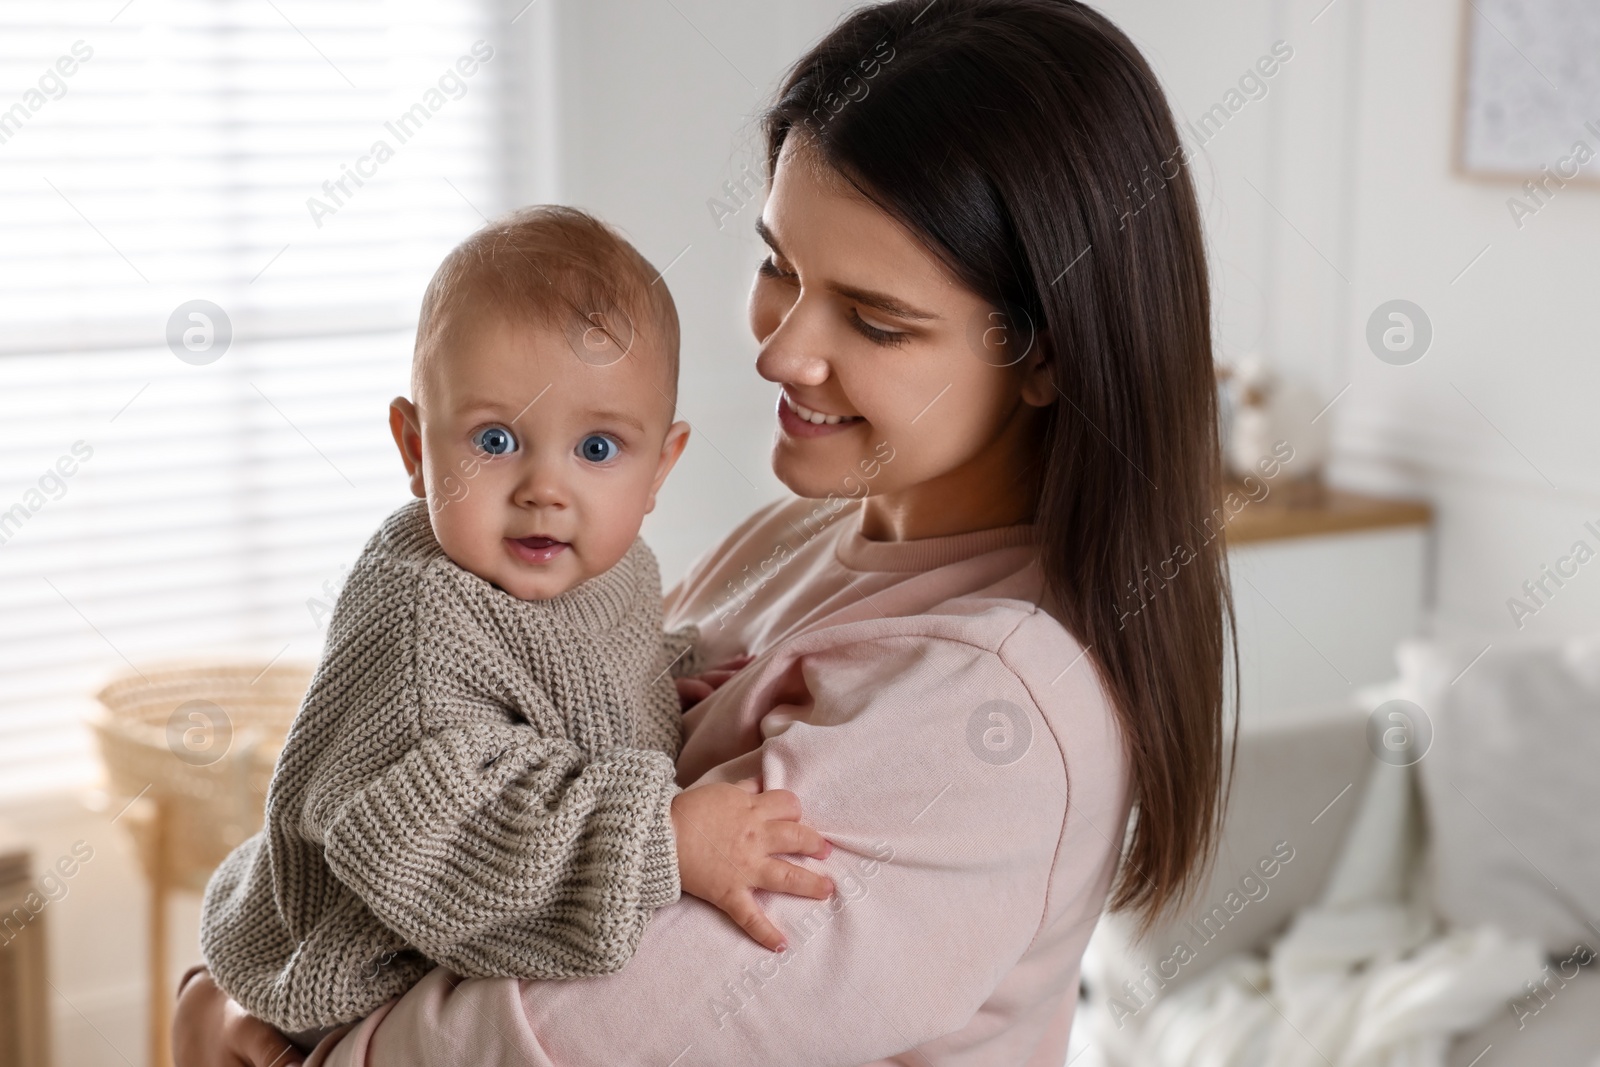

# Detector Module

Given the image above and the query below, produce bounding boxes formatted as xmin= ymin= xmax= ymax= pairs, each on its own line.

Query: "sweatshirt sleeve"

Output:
xmin=315 ymin=719 xmax=682 ymax=980
xmin=308 ymin=624 xmax=1084 ymax=1067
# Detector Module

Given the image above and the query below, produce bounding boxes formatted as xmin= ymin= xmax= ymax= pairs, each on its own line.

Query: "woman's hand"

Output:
xmin=675 ymin=652 xmax=754 ymax=710
xmin=670 ymin=777 xmax=833 ymax=951
xmin=173 ymin=967 xmax=304 ymax=1067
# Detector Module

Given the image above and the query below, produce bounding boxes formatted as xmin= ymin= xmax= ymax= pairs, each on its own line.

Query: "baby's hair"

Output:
xmin=412 ymin=204 xmax=680 ymax=406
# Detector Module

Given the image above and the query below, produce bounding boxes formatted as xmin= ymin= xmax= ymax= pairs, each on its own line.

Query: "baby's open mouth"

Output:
xmin=506 ymin=535 xmax=570 ymax=564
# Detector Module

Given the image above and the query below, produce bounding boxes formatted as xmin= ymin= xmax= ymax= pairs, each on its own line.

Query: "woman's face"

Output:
xmin=748 ymin=134 xmax=1052 ymax=531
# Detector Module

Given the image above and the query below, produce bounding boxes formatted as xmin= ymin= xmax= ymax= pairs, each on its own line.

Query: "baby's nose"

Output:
xmin=512 ymin=457 xmax=570 ymax=509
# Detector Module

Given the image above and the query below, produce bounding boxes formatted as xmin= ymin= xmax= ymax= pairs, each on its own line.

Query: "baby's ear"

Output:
xmin=389 ymin=397 xmax=426 ymax=498
xmin=645 ymin=420 xmax=692 ymax=514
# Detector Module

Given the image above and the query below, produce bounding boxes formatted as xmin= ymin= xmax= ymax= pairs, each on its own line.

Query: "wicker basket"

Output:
xmin=92 ymin=659 xmax=313 ymax=1067
xmin=91 ymin=659 xmax=313 ymax=892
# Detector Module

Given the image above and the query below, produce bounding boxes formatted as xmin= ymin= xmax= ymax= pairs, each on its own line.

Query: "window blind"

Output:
xmin=0 ymin=0 xmax=520 ymax=798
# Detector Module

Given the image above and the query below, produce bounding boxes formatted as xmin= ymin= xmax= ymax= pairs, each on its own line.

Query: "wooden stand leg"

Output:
xmin=0 ymin=846 xmax=55 ymax=1067
xmin=148 ymin=802 xmax=172 ymax=1067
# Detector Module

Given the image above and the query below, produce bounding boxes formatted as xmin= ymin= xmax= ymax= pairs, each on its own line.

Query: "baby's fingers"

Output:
xmin=756 ymin=857 xmax=834 ymax=901
xmin=765 ymin=820 xmax=832 ymax=860
xmin=675 ymin=677 xmax=713 ymax=710
xmin=721 ymin=889 xmax=788 ymax=952
xmin=754 ymin=787 xmax=803 ymax=821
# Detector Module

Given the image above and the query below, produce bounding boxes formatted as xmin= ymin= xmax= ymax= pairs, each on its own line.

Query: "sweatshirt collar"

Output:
xmin=833 ymin=500 xmax=1038 ymax=573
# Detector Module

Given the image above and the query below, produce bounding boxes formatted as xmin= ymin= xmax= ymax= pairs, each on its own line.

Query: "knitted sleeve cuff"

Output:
xmin=661 ymin=623 xmax=704 ymax=679
xmin=635 ymin=756 xmax=683 ymax=911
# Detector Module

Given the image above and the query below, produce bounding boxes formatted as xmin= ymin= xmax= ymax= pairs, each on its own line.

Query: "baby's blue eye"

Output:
xmin=472 ymin=425 xmax=517 ymax=456
xmin=577 ymin=434 xmax=619 ymax=463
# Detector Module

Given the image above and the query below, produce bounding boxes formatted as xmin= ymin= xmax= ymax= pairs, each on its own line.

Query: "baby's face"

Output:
xmin=392 ymin=309 xmax=688 ymax=600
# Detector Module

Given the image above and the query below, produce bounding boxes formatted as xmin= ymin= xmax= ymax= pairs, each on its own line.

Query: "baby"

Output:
xmin=199 ymin=206 xmax=832 ymax=1048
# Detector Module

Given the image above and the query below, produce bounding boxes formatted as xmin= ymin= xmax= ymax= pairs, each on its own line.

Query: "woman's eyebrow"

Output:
xmin=754 ymin=217 xmax=940 ymax=322
xmin=827 ymin=282 xmax=940 ymax=322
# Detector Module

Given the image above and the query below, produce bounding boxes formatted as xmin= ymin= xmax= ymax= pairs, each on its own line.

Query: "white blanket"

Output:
xmin=1121 ymin=758 xmax=1546 ymax=1067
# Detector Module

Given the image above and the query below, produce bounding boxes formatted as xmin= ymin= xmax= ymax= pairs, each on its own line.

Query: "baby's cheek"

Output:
xmin=434 ymin=468 xmax=470 ymax=506
xmin=575 ymin=528 xmax=632 ymax=581
xmin=429 ymin=492 xmax=501 ymax=575
xmin=576 ymin=492 xmax=650 ymax=578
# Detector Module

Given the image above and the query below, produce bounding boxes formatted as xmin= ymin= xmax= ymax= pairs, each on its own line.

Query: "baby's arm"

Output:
xmin=671 ymin=778 xmax=834 ymax=950
xmin=297 ymin=553 xmax=691 ymax=983
xmin=316 ymin=717 xmax=834 ymax=971
xmin=659 ymin=621 xmax=704 ymax=679
xmin=311 ymin=716 xmax=685 ymax=979
xmin=302 ymin=552 xmax=826 ymax=977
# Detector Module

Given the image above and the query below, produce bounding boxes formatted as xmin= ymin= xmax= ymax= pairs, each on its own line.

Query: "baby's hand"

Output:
xmin=675 ymin=653 xmax=754 ymax=710
xmin=670 ymin=777 xmax=833 ymax=951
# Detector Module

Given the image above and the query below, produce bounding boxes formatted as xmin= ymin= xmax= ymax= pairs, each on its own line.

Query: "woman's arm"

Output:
xmin=174 ymin=966 xmax=309 ymax=1067
xmin=309 ymin=623 xmax=1081 ymax=1067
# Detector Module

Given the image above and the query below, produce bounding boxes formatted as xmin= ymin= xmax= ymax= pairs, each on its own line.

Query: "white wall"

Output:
xmin=545 ymin=0 xmax=1361 ymax=583
xmin=541 ymin=0 xmax=865 ymax=583
xmin=1096 ymin=0 xmax=1600 ymax=645
xmin=571 ymin=0 xmax=1600 ymax=644
xmin=1328 ymin=0 xmax=1600 ymax=642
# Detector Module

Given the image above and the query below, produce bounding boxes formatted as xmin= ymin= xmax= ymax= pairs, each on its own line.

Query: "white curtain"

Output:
xmin=0 ymin=0 xmax=529 ymax=797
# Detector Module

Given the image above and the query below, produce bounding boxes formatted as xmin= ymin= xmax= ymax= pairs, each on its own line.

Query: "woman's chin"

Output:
xmin=770 ymin=439 xmax=864 ymax=500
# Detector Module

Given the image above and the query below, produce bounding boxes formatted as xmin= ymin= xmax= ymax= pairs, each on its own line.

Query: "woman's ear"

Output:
xmin=389 ymin=397 xmax=427 ymax=498
xmin=1019 ymin=331 xmax=1055 ymax=408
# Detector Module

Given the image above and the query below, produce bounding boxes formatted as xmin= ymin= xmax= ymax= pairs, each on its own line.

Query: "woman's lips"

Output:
xmin=777 ymin=392 xmax=865 ymax=438
xmin=506 ymin=535 xmax=570 ymax=564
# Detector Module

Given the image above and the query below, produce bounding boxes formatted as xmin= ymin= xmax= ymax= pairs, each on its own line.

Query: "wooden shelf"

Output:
xmin=1222 ymin=479 xmax=1431 ymax=545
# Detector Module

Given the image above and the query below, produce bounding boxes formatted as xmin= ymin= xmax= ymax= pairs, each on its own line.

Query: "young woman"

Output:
xmin=175 ymin=1 xmax=1230 ymax=1063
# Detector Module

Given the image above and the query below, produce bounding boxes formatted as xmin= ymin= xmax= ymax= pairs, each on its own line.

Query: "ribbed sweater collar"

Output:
xmin=389 ymin=499 xmax=643 ymax=633
xmin=831 ymin=499 xmax=1038 ymax=573
xmin=515 ymin=543 xmax=644 ymax=632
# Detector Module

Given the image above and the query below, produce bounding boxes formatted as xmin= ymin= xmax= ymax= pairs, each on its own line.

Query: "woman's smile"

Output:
xmin=776 ymin=389 xmax=866 ymax=437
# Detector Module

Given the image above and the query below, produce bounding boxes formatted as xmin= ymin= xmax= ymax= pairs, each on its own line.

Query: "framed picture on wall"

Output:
xmin=1454 ymin=0 xmax=1600 ymax=186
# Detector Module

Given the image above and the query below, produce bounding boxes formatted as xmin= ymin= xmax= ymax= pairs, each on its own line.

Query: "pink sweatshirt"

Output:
xmin=309 ymin=496 xmax=1130 ymax=1067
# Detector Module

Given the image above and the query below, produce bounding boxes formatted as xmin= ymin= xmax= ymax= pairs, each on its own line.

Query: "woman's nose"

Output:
xmin=755 ymin=301 xmax=830 ymax=388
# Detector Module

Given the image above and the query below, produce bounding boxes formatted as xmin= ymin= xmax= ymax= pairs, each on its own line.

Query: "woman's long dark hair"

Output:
xmin=763 ymin=0 xmax=1233 ymax=931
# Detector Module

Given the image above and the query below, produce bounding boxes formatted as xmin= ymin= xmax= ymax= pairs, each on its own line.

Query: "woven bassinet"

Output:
xmin=92 ymin=659 xmax=313 ymax=891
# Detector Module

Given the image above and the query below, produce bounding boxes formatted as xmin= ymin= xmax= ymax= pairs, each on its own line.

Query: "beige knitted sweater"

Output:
xmin=199 ymin=498 xmax=699 ymax=1034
